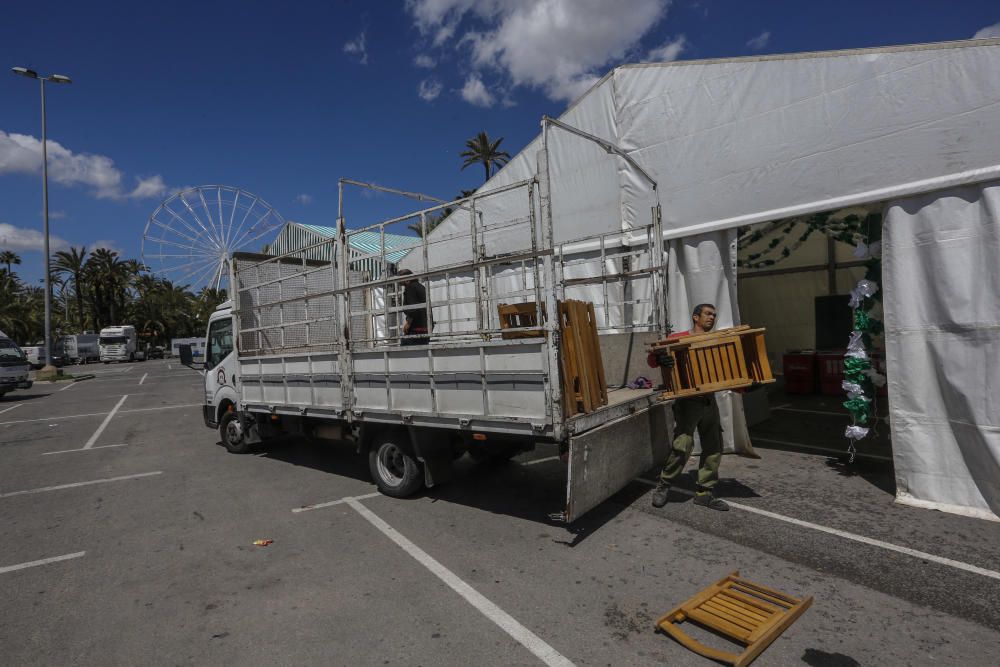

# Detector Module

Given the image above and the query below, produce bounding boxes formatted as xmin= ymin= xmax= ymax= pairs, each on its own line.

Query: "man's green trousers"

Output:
xmin=659 ymin=394 xmax=722 ymax=495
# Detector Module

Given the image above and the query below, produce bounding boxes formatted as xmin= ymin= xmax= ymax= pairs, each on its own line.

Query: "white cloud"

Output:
xmin=460 ymin=74 xmax=495 ymax=107
xmin=343 ymin=31 xmax=369 ymax=64
xmin=0 ymin=222 xmax=69 ymax=252
xmin=0 ymin=130 xmax=170 ymax=201
xmin=973 ymin=22 xmax=1000 ymax=39
xmin=295 ymin=193 xmax=313 ymax=205
xmin=418 ymin=78 xmax=444 ymax=101
xmin=747 ymin=30 xmax=770 ymax=51
xmin=129 ymin=175 xmax=168 ymax=200
xmin=407 ymin=0 xmax=671 ymax=103
xmin=414 ymin=53 xmax=437 ymax=68
xmin=647 ymin=35 xmax=686 ymax=62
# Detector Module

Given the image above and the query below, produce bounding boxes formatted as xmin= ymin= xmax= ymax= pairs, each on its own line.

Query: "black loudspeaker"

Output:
xmin=815 ymin=295 xmax=852 ymax=350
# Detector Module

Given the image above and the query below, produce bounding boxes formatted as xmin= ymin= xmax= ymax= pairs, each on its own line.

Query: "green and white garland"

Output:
xmin=841 ymin=214 xmax=886 ymax=461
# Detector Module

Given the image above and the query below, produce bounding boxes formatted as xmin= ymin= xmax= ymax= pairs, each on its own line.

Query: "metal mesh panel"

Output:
xmin=233 ymin=248 xmax=340 ymax=355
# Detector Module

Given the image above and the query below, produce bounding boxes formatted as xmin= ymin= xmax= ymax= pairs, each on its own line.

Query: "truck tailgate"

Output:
xmin=565 ymin=401 xmax=669 ymax=522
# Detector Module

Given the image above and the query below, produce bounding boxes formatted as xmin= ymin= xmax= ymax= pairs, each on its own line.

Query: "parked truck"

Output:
xmin=99 ymin=325 xmax=138 ymax=363
xmin=59 ymin=333 xmax=100 ymax=364
xmin=203 ymin=153 xmax=674 ymax=522
xmin=0 ymin=330 xmax=32 ymax=397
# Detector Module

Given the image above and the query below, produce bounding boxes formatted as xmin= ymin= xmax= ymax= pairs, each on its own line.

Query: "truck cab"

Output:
xmin=202 ymin=302 xmax=238 ymax=434
xmin=0 ymin=331 xmax=32 ymax=397
xmin=99 ymin=326 xmax=137 ymax=363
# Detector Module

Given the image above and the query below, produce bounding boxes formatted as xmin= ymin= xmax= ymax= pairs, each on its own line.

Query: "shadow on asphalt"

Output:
xmin=250 ymin=436 xmax=373 ymax=485
xmin=801 ymin=648 xmax=861 ymax=666
xmin=0 ymin=392 xmax=51 ymax=403
xmin=823 ymin=456 xmax=896 ymax=496
xmin=235 ymin=437 xmax=693 ymax=545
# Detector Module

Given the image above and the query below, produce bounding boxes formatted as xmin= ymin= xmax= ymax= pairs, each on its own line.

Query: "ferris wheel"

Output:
xmin=142 ymin=185 xmax=285 ymax=289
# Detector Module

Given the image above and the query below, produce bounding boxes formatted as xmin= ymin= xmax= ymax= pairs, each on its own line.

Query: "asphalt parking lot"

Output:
xmin=2 ymin=359 xmax=999 ymax=666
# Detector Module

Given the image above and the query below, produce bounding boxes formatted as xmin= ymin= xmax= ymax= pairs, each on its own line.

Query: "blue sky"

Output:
xmin=2 ymin=0 xmax=998 ymax=286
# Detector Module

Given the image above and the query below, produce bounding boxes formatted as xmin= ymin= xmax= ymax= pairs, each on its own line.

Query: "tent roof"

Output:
xmin=416 ymin=37 xmax=1000 ymax=258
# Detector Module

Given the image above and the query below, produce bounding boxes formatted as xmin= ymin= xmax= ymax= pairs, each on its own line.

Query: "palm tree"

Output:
xmin=460 ymin=131 xmax=510 ymax=183
xmin=52 ymin=246 xmax=89 ymax=329
xmin=407 ymin=189 xmax=477 ymax=237
xmin=0 ymin=250 xmax=21 ymax=275
xmin=85 ymin=248 xmax=132 ymax=327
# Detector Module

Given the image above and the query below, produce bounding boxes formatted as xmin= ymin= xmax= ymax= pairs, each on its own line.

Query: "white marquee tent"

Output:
xmin=403 ymin=38 xmax=1000 ymax=521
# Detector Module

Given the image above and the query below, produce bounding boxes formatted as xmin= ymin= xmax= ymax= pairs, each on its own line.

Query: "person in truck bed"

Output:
xmin=397 ymin=269 xmax=431 ymax=346
xmin=647 ymin=303 xmax=730 ymax=511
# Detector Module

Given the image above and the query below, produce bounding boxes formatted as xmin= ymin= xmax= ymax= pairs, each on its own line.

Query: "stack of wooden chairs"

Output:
xmin=497 ymin=299 xmax=607 ymax=416
xmin=649 ymin=325 xmax=774 ymax=399
xmin=558 ymin=300 xmax=607 ymax=417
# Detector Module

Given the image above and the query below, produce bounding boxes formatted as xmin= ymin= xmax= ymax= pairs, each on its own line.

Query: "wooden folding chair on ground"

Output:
xmin=655 ymin=571 xmax=812 ymax=667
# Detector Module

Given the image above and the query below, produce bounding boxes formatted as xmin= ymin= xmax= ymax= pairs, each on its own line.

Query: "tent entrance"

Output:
xmin=735 ymin=207 xmax=892 ymax=465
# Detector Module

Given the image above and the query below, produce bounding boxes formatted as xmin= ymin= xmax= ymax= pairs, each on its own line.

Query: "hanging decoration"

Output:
xmin=737 ymin=208 xmax=878 ymax=270
xmin=841 ymin=213 xmax=884 ymax=462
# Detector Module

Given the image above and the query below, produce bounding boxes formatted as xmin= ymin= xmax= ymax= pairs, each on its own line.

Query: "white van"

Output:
xmin=99 ymin=325 xmax=138 ymax=363
xmin=0 ymin=330 xmax=32 ymax=397
xmin=60 ymin=334 xmax=100 ymax=364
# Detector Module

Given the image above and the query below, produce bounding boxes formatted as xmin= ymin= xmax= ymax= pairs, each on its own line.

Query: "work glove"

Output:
xmin=656 ymin=351 xmax=675 ymax=369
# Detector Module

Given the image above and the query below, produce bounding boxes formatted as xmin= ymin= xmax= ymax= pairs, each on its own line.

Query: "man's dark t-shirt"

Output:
xmin=403 ymin=281 xmax=429 ymax=332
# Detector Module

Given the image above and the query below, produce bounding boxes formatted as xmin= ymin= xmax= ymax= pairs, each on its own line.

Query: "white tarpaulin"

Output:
xmin=883 ymin=181 xmax=1000 ymax=522
xmin=666 ymin=229 xmax=755 ymax=456
xmin=401 ymin=39 xmax=1000 ymax=516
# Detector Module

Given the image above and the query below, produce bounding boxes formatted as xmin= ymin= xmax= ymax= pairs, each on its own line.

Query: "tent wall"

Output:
xmin=883 ymin=181 xmax=1000 ymax=522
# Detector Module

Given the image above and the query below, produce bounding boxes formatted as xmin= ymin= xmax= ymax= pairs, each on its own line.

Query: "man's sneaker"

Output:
xmin=693 ymin=493 xmax=729 ymax=511
xmin=651 ymin=482 xmax=671 ymax=508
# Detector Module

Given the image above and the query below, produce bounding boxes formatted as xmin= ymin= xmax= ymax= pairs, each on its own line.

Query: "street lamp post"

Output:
xmin=12 ymin=67 xmax=72 ymax=377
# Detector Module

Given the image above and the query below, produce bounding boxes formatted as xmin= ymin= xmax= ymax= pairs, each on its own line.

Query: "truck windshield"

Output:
xmin=206 ymin=318 xmax=233 ymax=369
xmin=100 ymin=336 xmax=128 ymax=345
xmin=0 ymin=340 xmax=26 ymax=362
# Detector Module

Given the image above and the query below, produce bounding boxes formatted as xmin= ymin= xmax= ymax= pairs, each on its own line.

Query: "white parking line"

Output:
xmin=773 ymin=406 xmax=848 ymax=417
xmin=0 ymin=471 xmax=163 ymax=499
xmin=635 ymin=478 xmax=1000 ymax=581
xmin=752 ymin=437 xmax=892 ymax=461
xmin=83 ymin=395 xmax=129 ymax=449
xmin=520 ymin=456 xmax=560 ymax=466
xmin=43 ymin=444 xmax=129 ymax=456
xmin=1 ymin=403 xmax=201 ymax=426
xmin=139 ymin=373 xmax=148 ymax=385
xmin=121 ymin=366 xmax=134 ymax=373
xmin=0 ymin=403 xmax=23 ymax=415
xmin=0 ymin=551 xmax=86 ymax=575
xmin=59 ymin=380 xmax=79 ymax=392
xmin=292 ymin=492 xmax=381 ymax=513
xmin=346 ymin=498 xmax=575 ymax=667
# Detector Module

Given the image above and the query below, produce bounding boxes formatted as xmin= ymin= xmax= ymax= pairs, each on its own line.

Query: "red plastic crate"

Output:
xmin=782 ymin=352 xmax=817 ymax=394
xmin=817 ymin=351 xmax=846 ymax=397
xmin=818 ymin=350 xmax=889 ymax=398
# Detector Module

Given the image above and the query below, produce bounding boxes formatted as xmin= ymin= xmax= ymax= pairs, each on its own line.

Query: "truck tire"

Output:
xmin=220 ymin=411 xmax=252 ymax=454
xmin=369 ymin=437 xmax=424 ymax=498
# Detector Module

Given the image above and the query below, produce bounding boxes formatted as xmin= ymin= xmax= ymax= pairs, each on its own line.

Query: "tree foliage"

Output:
xmin=0 ymin=246 xmax=226 ymax=347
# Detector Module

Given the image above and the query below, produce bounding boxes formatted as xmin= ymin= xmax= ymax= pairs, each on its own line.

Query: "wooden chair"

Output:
xmin=656 ymin=571 xmax=812 ymax=667
xmin=498 ymin=302 xmax=545 ymax=339
xmin=649 ymin=326 xmax=775 ymax=399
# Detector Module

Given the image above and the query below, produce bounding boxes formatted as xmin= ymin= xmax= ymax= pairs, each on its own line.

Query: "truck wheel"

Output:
xmin=219 ymin=411 xmax=252 ymax=454
xmin=129 ymin=353 xmax=135 ymax=363
xmin=369 ymin=437 xmax=423 ymax=497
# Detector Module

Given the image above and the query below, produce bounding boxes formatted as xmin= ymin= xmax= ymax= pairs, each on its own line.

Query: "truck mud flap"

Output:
xmin=565 ymin=404 xmax=669 ymax=522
